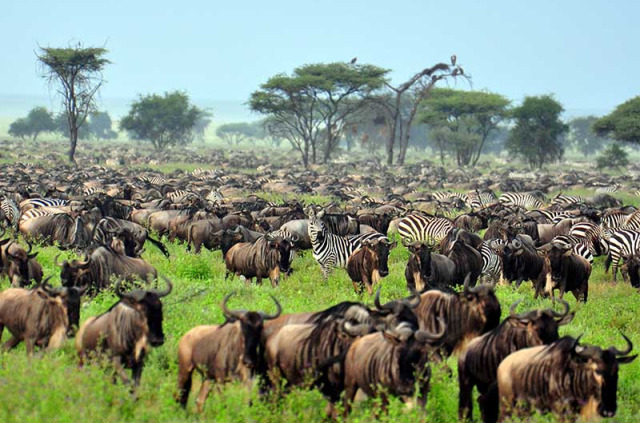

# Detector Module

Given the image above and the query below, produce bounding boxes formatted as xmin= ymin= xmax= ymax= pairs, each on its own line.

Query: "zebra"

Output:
xmin=205 ymin=189 xmax=224 ymax=205
xmin=595 ymin=184 xmax=620 ymax=194
xmin=307 ymin=211 xmax=387 ymax=279
xmin=479 ymin=240 xmax=504 ymax=284
xmin=551 ymin=234 xmax=594 ymax=264
xmin=498 ymin=192 xmax=545 ymax=209
xmin=570 ymin=221 xmax=609 ymax=256
xmin=19 ymin=198 xmax=68 ymax=212
xmin=467 ymin=189 xmax=497 ymax=209
xmin=604 ymin=229 xmax=640 ymax=282
xmin=550 ymin=194 xmax=585 ymax=207
xmin=166 ymin=190 xmax=198 ymax=204
xmin=138 ymin=175 xmax=167 ymax=186
xmin=620 ymin=210 xmax=640 ymax=231
xmin=528 ymin=209 xmax=575 ymax=224
xmin=397 ymin=213 xmax=453 ymax=245
xmin=601 ymin=210 xmax=631 ymax=231
xmin=20 ymin=208 xmax=58 ymax=222
xmin=82 ymin=186 xmax=107 ymax=196
xmin=1 ymin=198 xmax=20 ymax=228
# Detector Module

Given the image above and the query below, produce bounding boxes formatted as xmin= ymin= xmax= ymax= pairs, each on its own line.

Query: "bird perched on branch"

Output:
xmin=350 ymin=57 xmax=357 ymax=65
xmin=451 ymin=55 xmax=457 ymax=66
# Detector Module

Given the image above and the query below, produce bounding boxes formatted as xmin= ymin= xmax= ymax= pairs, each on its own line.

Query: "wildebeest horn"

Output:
xmin=54 ymin=253 xmax=65 ymax=267
xmin=509 ymin=299 xmax=523 ymax=318
xmin=78 ymin=254 xmax=92 ymax=268
xmin=232 ymin=226 xmax=241 ymax=233
xmin=404 ymin=288 xmax=421 ymax=308
xmin=24 ymin=239 xmax=33 ymax=255
xmin=150 ymin=276 xmax=173 ymax=298
xmin=512 ymin=239 xmax=522 ymax=249
xmin=221 ymin=292 xmax=245 ymax=320
xmin=341 ymin=320 xmax=369 ymax=337
xmin=610 ymin=333 xmax=633 ymax=356
xmin=259 ymin=295 xmax=282 ymax=320
xmin=415 ymin=318 xmax=446 ymax=344
xmin=374 ymin=286 xmax=389 ymax=311
xmin=550 ymin=299 xmax=570 ymax=319
xmin=462 ymin=273 xmax=473 ymax=293
xmin=289 ymin=233 xmax=299 ymax=243
xmin=40 ymin=276 xmax=56 ymax=295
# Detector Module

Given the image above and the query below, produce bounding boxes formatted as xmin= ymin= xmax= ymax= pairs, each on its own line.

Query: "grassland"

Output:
xmin=1 ymin=216 xmax=640 ymax=422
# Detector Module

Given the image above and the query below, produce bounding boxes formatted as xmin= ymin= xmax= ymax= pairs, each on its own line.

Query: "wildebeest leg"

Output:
xmin=112 ymin=356 xmax=131 ymax=385
xmin=458 ymin=367 xmax=474 ymax=421
xmin=195 ymin=379 xmax=212 ymax=413
xmin=131 ymin=352 xmax=145 ymax=389
xmin=351 ymin=280 xmax=362 ymax=295
xmin=342 ymin=381 xmax=357 ymax=417
xmin=176 ymin=365 xmax=194 ymax=408
xmin=3 ymin=336 xmax=21 ymax=351
xmin=479 ymin=382 xmax=499 ymax=423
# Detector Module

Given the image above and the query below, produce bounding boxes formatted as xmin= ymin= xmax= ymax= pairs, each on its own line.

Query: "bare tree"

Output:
xmin=37 ymin=43 xmax=110 ymax=163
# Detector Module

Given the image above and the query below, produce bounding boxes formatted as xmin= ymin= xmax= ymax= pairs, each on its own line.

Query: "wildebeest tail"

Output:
xmin=148 ymin=235 xmax=170 ymax=258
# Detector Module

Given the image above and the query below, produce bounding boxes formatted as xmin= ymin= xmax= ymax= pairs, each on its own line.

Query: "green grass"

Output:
xmin=1 ymin=233 xmax=640 ymax=423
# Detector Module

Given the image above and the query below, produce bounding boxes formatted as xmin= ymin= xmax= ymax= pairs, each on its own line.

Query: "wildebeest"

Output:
xmin=0 ymin=277 xmax=84 ymax=355
xmin=543 ymin=240 xmax=591 ymax=302
xmin=346 ymin=238 xmax=396 ymax=295
xmin=92 ymin=217 xmax=170 ymax=258
xmin=502 ymin=236 xmax=551 ymax=296
xmin=176 ymin=293 xmax=282 ymax=412
xmin=224 ymin=234 xmax=292 ymax=287
xmin=457 ymin=300 xmax=574 ymax=422
xmin=342 ymin=320 xmax=445 ymax=415
xmin=75 ymin=277 xmax=172 ymax=388
xmin=19 ymin=213 xmax=91 ymax=250
xmin=414 ymin=275 xmax=501 ymax=355
xmin=497 ymin=335 xmax=636 ymax=422
xmin=0 ymin=238 xmax=40 ymax=287
xmin=443 ymin=230 xmax=484 ymax=287
xmin=624 ymin=251 xmax=640 ymax=288
xmin=404 ymin=240 xmax=455 ymax=292
xmin=57 ymin=245 xmax=157 ymax=293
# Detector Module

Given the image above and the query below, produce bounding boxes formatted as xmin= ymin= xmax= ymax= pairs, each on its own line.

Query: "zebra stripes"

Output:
xmin=480 ymin=241 xmax=503 ymax=284
xmin=594 ymin=184 xmax=620 ymax=194
xmin=601 ymin=211 xmax=630 ymax=231
xmin=1 ymin=198 xmax=20 ymax=227
xmin=138 ymin=175 xmax=167 ymax=186
xmin=20 ymin=208 xmax=58 ymax=222
xmin=604 ymin=229 xmax=640 ymax=282
xmin=467 ymin=189 xmax=497 ymax=209
xmin=397 ymin=213 xmax=453 ymax=245
xmin=550 ymin=194 xmax=585 ymax=207
xmin=19 ymin=198 xmax=68 ymax=211
xmin=552 ymin=235 xmax=594 ymax=264
xmin=166 ymin=190 xmax=198 ymax=203
xmin=308 ymin=214 xmax=387 ymax=279
xmin=498 ymin=192 xmax=544 ymax=209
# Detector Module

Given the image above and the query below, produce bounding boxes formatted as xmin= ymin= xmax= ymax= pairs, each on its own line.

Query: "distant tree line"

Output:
xmin=14 ymin=41 xmax=640 ymax=169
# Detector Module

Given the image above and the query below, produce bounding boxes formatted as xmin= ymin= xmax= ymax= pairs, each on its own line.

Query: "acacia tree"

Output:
xmin=36 ymin=44 xmax=110 ymax=163
xmin=593 ymin=96 xmax=640 ymax=145
xmin=249 ymin=62 xmax=388 ymax=167
xmin=419 ymin=88 xmax=510 ymax=165
xmin=88 ymin=111 xmax=118 ymax=140
xmin=216 ymin=122 xmax=257 ymax=145
xmin=374 ymin=58 xmax=467 ymax=166
xmin=567 ymin=116 xmax=608 ymax=156
xmin=120 ymin=91 xmax=206 ymax=151
xmin=506 ymin=95 xmax=568 ymax=169
xmin=8 ymin=106 xmax=56 ymax=141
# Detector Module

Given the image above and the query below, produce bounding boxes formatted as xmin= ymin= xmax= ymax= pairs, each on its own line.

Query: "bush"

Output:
xmin=596 ymin=143 xmax=629 ymax=170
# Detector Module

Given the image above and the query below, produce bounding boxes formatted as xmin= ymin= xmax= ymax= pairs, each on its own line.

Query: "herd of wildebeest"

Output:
xmin=0 ymin=147 xmax=639 ymax=422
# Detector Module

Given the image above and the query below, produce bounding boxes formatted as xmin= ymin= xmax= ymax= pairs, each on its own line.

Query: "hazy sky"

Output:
xmin=2 ymin=0 xmax=638 ymax=119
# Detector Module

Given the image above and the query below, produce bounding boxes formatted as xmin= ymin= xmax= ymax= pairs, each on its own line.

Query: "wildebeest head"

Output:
xmin=108 ymin=227 xmax=137 ymax=257
xmin=56 ymin=253 xmax=92 ymax=288
xmin=40 ymin=277 xmax=88 ymax=336
xmin=404 ymin=239 xmax=433 ymax=280
xmin=366 ymin=238 xmax=397 ymax=277
xmin=508 ymin=299 xmax=574 ymax=344
xmin=220 ymin=227 xmax=245 ymax=254
xmin=570 ymin=334 xmax=637 ymax=417
xmin=461 ymin=275 xmax=501 ymax=333
xmin=221 ymin=292 xmax=282 ymax=368
xmin=624 ymin=252 xmax=640 ymax=288
xmin=266 ymin=233 xmax=294 ymax=274
xmin=372 ymin=287 xmax=421 ymax=331
xmin=3 ymin=239 xmax=37 ymax=285
xmin=115 ymin=276 xmax=173 ymax=347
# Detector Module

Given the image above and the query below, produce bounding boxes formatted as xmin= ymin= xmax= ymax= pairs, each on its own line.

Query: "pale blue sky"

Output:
xmin=1 ymin=0 xmax=638 ymax=120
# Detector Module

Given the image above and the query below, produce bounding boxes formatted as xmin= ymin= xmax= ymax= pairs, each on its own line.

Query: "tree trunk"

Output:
xmin=68 ymin=128 xmax=78 ymax=164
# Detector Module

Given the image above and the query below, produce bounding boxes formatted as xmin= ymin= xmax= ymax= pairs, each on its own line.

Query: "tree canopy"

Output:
xmin=216 ymin=122 xmax=261 ymax=145
xmin=8 ymin=106 xmax=56 ymax=141
xmin=506 ymin=95 xmax=568 ymax=169
xmin=567 ymin=116 xmax=608 ymax=156
xmin=36 ymin=44 xmax=110 ymax=162
xmin=593 ymin=96 xmax=640 ymax=144
xmin=249 ymin=62 xmax=388 ymax=167
xmin=419 ymin=88 xmax=510 ymax=165
xmin=120 ymin=91 xmax=206 ymax=151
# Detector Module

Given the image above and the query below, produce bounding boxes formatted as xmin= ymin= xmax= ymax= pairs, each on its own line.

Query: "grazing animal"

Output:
xmin=346 ymin=238 xmax=396 ymax=295
xmin=457 ymin=300 xmax=574 ymax=422
xmin=497 ymin=335 xmax=637 ymax=422
xmin=404 ymin=240 xmax=456 ymax=291
xmin=75 ymin=277 xmax=172 ymax=388
xmin=414 ymin=275 xmax=501 ymax=356
xmin=0 ymin=278 xmax=84 ymax=355
xmin=543 ymin=240 xmax=591 ymax=302
xmin=224 ymin=234 xmax=293 ymax=287
xmin=176 ymin=293 xmax=282 ymax=412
